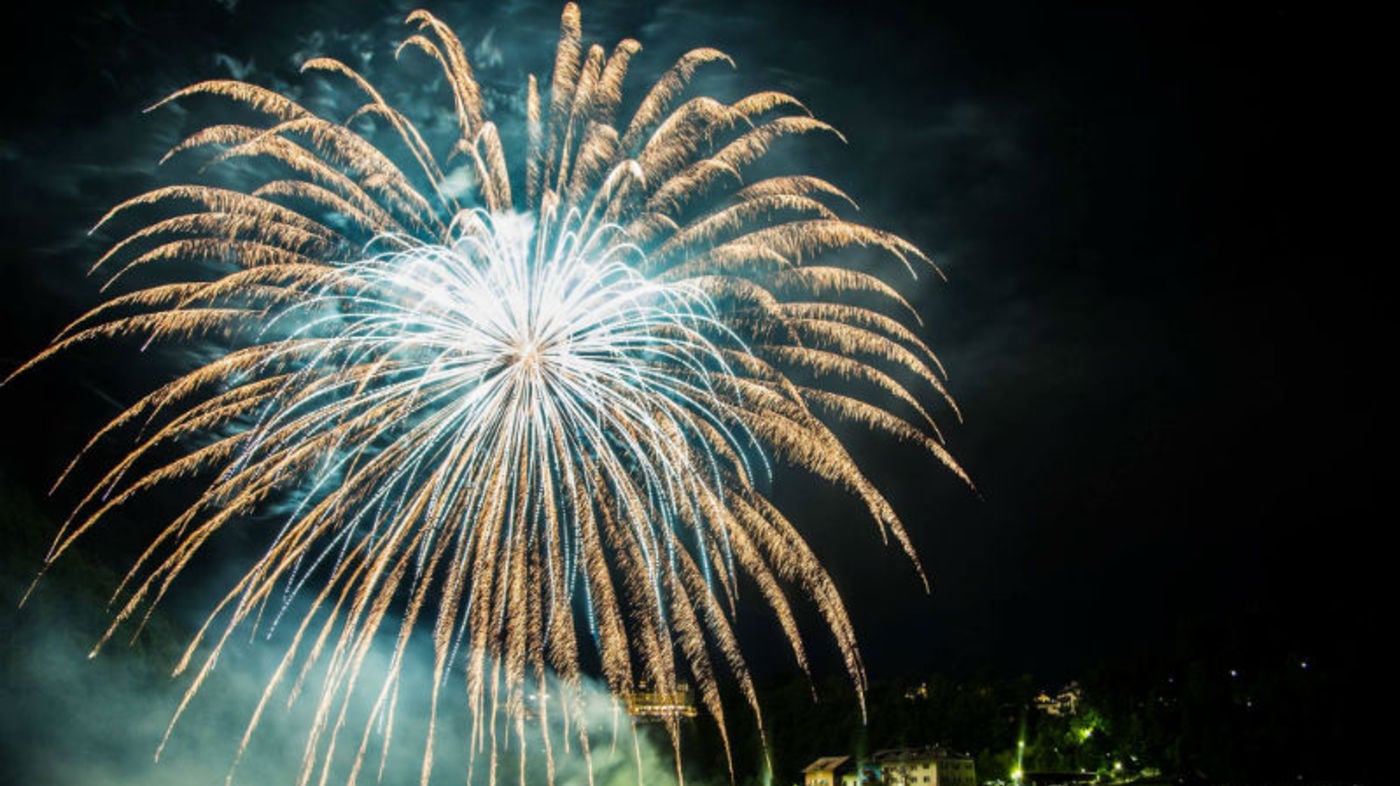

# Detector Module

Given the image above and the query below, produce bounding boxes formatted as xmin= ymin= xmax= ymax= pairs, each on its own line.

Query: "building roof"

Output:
xmin=870 ymin=745 xmax=972 ymax=764
xmin=802 ymin=755 xmax=852 ymax=773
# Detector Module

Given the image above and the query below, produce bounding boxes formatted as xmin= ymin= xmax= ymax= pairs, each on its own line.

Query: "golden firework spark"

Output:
xmin=9 ymin=5 xmax=971 ymax=784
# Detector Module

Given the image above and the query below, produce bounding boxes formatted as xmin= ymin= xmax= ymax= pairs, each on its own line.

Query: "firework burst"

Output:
xmin=9 ymin=5 xmax=970 ymax=784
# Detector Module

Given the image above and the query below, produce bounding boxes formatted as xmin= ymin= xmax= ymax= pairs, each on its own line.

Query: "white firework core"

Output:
xmin=256 ymin=210 xmax=750 ymax=623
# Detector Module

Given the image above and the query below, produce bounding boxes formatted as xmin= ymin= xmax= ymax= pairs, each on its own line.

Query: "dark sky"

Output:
xmin=0 ymin=0 xmax=1375 ymax=701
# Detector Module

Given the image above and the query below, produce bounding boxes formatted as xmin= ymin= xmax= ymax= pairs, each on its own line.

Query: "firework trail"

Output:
xmin=8 ymin=5 xmax=970 ymax=784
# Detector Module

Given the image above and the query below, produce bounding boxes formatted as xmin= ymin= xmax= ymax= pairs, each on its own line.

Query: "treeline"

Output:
xmin=683 ymin=610 xmax=1379 ymax=786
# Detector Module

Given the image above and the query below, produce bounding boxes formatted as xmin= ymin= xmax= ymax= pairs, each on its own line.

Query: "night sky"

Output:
xmin=0 ymin=0 xmax=1377 ymax=780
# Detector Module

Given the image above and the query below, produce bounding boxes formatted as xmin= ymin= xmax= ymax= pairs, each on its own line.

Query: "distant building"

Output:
xmin=1033 ymin=681 xmax=1083 ymax=717
xmin=870 ymin=746 xmax=976 ymax=786
xmin=621 ymin=682 xmax=697 ymax=722
xmin=803 ymin=755 xmax=854 ymax=786
xmin=806 ymin=746 xmax=974 ymax=786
